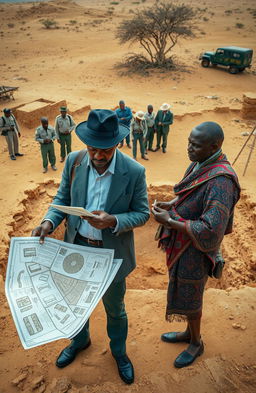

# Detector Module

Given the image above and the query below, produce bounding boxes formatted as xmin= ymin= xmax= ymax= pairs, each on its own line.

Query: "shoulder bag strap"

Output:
xmin=70 ymin=149 xmax=87 ymax=185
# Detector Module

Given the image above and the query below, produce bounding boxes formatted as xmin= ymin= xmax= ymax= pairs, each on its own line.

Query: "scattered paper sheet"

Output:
xmin=5 ymin=237 xmax=122 ymax=349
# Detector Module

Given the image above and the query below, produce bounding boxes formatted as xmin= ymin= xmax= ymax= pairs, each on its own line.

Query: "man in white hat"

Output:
xmin=154 ymin=103 xmax=173 ymax=153
xmin=130 ymin=111 xmax=148 ymax=161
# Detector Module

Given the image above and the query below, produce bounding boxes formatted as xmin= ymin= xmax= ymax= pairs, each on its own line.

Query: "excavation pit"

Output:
xmin=9 ymin=99 xmax=91 ymax=129
xmin=1 ymin=182 xmax=255 ymax=292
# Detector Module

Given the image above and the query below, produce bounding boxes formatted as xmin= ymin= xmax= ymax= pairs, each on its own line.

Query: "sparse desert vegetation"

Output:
xmin=40 ymin=18 xmax=58 ymax=29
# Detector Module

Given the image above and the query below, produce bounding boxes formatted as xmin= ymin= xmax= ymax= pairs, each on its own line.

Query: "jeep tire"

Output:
xmin=201 ymin=59 xmax=210 ymax=68
xmin=229 ymin=66 xmax=239 ymax=74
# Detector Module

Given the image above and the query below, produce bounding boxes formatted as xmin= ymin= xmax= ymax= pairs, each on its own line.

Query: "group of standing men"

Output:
xmin=0 ymin=106 xmax=75 ymax=173
xmin=1 ymin=101 xmax=173 ymax=169
xmin=115 ymin=100 xmax=173 ymax=160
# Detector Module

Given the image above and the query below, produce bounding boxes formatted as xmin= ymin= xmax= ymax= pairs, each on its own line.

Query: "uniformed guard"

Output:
xmin=144 ymin=104 xmax=156 ymax=152
xmin=55 ymin=106 xmax=76 ymax=162
xmin=35 ymin=117 xmax=57 ymax=173
xmin=0 ymin=108 xmax=23 ymax=160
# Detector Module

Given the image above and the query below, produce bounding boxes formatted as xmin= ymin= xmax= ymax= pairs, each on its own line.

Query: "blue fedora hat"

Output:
xmin=75 ymin=109 xmax=130 ymax=149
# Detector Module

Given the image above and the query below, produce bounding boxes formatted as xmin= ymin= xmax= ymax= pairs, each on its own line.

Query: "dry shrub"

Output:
xmin=40 ymin=19 xmax=58 ymax=29
xmin=115 ymin=53 xmax=182 ymax=76
xmin=235 ymin=22 xmax=244 ymax=28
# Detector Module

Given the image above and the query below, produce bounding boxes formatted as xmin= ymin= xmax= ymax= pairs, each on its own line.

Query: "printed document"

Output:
xmin=5 ymin=237 xmax=122 ymax=349
xmin=50 ymin=204 xmax=96 ymax=217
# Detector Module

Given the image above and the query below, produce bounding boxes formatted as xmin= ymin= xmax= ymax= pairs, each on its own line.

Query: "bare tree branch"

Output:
xmin=116 ymin=2 xmax=202 ymax=67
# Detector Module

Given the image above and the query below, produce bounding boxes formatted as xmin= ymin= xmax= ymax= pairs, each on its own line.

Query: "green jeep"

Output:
xmin=199 ymin=46 xmax=253 ymax=74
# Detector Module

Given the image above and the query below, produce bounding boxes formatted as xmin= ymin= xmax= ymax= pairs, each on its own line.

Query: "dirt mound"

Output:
xmin=242 ymin=92 xmax=256 ymax=119
xmin=1 ymin=183 xmax=255 ymax=292
xmin=0 ymin=286 xmax=255 ymax=393
xmin=16 ymin=1 xmax=81 ymax=18
xmin=221 ymin=192 xmax=256 ymax=288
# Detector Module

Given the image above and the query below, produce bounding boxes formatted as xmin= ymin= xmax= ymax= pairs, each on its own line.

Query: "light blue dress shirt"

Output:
xmin=78 ymin=151 xmax=117 ymax=240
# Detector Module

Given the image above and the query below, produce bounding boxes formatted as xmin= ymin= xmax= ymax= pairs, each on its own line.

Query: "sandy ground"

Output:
xmin=0 ymin=0 xmax=256 ymax=392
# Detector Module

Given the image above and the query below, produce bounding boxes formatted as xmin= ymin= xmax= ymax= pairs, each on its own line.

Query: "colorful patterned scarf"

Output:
xmin=159 ymin=152 xmax=240 ymax=270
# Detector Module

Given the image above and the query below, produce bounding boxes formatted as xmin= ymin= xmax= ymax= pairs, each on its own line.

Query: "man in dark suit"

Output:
xmin=154 ymin=103 xmax=173 ymax=153
xmin=32 ymin=109 xmax=150 ymax=385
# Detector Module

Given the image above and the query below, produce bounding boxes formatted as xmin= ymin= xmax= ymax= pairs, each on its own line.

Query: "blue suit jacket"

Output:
xmin=44 ymin=149 xmax=150 ymax=282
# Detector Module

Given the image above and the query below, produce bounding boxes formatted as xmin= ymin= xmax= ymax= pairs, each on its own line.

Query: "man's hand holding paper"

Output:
xmin=50 ymin=204 xmax=96 ymax=218
xmin=81 ymin=210 xmax=117 ymax=230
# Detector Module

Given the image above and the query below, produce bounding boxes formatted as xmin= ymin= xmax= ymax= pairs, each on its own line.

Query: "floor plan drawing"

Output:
xmin=5 ymin=237 xmax=122 ymax=349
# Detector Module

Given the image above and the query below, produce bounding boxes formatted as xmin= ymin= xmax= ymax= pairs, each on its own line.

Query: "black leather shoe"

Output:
xmin=161 ymin=332 xmax=191 ymax=344
xmin=10 ymin=155 xmax=16 ymax=160
xmin=148 ymin=148 xmax=155 ymax=152
xmin=15 ymin=153 xmax=24 ymax=157
xmin=113 ymin=354 xmax=134 ymax=384
xmin=174 ymin=341 xmax=204 ymax=368
xmin=56 ymin=339 xmax=91 ymax=368
xmin=154 ymin=147 xmax=160 ymax=151
xmin=162 ymin=148 xmax=166 ymax=153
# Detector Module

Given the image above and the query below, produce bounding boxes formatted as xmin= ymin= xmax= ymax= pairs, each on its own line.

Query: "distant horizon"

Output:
xmin=0 ymin=0 xmax=48 ymax=3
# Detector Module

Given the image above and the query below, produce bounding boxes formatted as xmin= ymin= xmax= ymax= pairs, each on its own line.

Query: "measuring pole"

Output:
xmin=232 ymin=127 xmax=255 ymax=166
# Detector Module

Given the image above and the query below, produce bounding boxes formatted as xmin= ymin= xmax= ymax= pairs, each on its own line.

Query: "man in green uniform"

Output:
xmin=35 ymin=117 xmax=57 ymax=173
xmin=144 ymin=104 xmax=156 ymax=152
xmin=55 ymin=106 xmax=76 ymax=162
xmin=154 ymin=103 xmax=173 ymax=153
xmin=0 ymin=108 xmax=23 ymax=160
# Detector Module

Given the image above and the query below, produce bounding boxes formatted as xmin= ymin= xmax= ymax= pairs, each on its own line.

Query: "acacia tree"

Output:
xmin=116 ymin=2 xmax=199 ymax=68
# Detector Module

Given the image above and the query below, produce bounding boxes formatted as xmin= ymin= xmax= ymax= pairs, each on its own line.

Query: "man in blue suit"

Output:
xmin=32 ymin=109 xmax=150 ymax=385
xmin=115 ymin=100 xmax=133 ymax=148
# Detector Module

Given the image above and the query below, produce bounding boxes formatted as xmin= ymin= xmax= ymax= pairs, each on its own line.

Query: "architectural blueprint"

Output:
xmin=5 ymin=237 xmax=122 ymax=349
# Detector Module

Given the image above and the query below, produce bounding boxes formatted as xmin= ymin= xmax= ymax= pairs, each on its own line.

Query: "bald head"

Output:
xmin=188 ymin=122 xmax=224 ymax=163
xmin=193 ymin=122 xmax=224 ymax=145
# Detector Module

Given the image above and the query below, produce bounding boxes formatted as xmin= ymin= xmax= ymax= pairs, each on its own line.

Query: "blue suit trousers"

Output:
xmin=72 ymin=235 xmax=128 ymax=357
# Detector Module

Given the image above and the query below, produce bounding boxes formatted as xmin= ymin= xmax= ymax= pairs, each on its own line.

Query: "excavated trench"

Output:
xmin=1 ymin=181 xmax=256 ymax=291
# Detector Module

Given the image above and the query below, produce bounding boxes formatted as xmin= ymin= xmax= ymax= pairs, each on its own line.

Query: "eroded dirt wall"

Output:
xmin=1 ymin=182 xmax=255 ymax=291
